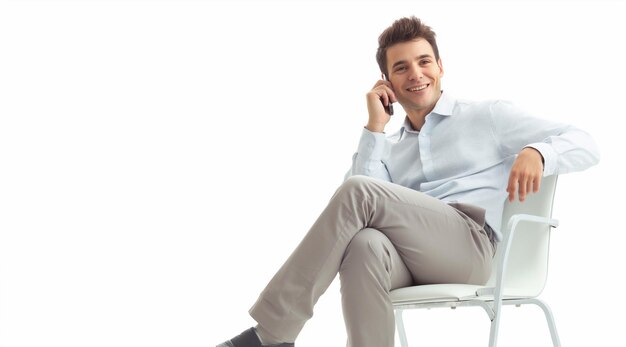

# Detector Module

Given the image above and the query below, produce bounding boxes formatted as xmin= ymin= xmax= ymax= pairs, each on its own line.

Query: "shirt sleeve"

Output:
xmin=490 ymin=100 xmax=600 ymax=176
xmin=344 ymin=128 xmax=392 ymax=181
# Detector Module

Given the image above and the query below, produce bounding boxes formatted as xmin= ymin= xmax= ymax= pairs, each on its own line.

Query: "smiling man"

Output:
xmin=217 ymin=16 xmax=600 ymax=347
xmin=368 ymin=38 xmax=443 ymax=132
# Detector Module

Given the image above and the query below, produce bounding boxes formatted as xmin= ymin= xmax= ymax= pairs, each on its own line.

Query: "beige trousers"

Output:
xmin=249 ymin=175 xmax=495 ymax=347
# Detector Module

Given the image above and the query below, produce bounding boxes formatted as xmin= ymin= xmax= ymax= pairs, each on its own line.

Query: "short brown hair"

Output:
xmin=376 ymin=16 xmax=440 ymax=77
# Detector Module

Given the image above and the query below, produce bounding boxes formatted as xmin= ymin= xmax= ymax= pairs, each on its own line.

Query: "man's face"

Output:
xmin=386 ymin=38 xmax=444 ymax=116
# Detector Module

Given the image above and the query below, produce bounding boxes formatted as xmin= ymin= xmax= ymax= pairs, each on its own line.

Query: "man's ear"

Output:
xmin=437 ymin=58 xmax=444 ymax=77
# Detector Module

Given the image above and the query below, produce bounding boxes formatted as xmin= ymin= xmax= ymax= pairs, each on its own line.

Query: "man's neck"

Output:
xmin=406 ymin=112 xmax=427 ymax=131
xmin=404 ymin=92 xmax=443 ymax=131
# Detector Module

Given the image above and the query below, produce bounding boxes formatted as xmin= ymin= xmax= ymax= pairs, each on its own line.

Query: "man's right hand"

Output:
xmin=365 ymin=78 xmax=397 ymax=133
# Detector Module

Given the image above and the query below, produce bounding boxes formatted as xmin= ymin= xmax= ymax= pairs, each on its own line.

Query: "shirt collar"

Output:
xmin=430 ymin=91 xmax=455 ymax=117
xmin=401 ymin=118 xmax=418 ymax=135
xmin=400 ymin=91 xmax=456 ymax=136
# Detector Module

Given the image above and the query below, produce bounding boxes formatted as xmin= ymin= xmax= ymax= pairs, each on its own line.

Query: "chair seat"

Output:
xmin=390 ymin=284 xmax=533 ymax=305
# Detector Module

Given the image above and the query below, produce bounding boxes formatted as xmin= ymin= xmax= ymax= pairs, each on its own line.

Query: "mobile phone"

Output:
xmin=382 ymin=74 xmax=394 ymax=116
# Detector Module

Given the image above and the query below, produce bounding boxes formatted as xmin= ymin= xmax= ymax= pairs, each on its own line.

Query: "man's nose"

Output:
xmin=408 ymin=65 xmax=424 ymax=80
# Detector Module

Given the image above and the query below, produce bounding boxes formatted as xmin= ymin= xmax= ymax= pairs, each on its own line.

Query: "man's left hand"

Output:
xmin=507 ymin=147 xmax=544 ymax=202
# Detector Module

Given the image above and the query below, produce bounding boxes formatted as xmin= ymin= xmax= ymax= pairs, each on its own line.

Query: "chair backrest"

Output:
xmin=484 ymin=175 xmax=558 ymax=297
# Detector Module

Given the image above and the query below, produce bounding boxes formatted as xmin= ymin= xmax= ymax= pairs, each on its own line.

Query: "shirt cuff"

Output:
xmin=525 ymin=143 xmax=557 ymax=176
xmin=358 ymin=127 xmax=388 ymax=161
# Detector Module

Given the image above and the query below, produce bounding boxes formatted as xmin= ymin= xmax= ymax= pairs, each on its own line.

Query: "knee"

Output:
xmin=336 ymin=175 xmax=376 ymax=198
xmin=342 ymin=175 xmax=374 ymax=189
xmin=341 ymin=228 xmax=392 ymax=273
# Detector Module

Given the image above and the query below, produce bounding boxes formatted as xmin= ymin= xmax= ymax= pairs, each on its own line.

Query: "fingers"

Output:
xmin=365 ymin=78 xmax=398 ymax=133
xmin=507 ymin=169 xmax=543 ymax=202
xmin=507 ymin=172 xmax=521 ymax=202
xmin=380 ymin=89 xmax=390 ymax=107
xmin=506 ymin=178 xmax=517 ymax=202
xmin=372 ymin=79 xmax=397 ymax=104
xmin=533 ymin=175 xmax=541 ymax=193
xmin=507 ymin=148 xmax=544 ymax=202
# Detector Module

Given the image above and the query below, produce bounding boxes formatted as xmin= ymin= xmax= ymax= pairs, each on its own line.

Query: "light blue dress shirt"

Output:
xmin=346 ymin=92 xmax=600 ymax=241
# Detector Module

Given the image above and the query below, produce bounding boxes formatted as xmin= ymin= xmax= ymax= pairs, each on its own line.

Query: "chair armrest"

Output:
xmin=507 ymin=214 xmax=559 ymax=230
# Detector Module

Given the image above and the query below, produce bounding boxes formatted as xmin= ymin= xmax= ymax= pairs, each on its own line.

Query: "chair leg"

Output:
xmin=394 ymin=309 xmax=409 ymax=347
xmin=487 ymin=309 xmax=502 ymax=347
xmin=526 ymin=298 xmax=561 ymax=347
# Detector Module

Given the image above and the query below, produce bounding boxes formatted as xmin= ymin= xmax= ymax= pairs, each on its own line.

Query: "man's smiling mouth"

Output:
xmin=407 ymin=84 xmax=429 ymax=92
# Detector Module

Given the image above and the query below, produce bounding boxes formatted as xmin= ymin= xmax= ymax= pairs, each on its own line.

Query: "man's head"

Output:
xmin=376 ymin=17 xmax=444 ymax=120
xmin=376 ymin=16 xmax=440 ymax=78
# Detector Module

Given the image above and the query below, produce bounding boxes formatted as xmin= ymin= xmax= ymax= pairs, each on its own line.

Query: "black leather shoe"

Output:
xmin=216 ymin=327 xmax=294 ymax=347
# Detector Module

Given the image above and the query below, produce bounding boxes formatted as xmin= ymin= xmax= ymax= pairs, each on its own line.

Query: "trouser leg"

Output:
xmin=249 ymin=175 xmax=493 ymax=343
xmin=339 ymin=228 xmax=413 ymax=347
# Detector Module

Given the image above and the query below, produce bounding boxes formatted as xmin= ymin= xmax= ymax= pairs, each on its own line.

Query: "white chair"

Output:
xmin=391 ymin=175 xmax=561 ymax=347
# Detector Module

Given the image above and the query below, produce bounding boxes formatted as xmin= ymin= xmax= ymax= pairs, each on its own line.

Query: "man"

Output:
xmin=217 ymin=16 xmax=599 ymax=347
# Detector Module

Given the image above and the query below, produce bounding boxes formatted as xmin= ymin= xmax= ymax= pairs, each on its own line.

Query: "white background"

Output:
xmin=1 ymin=1 xmax=624 ymax=346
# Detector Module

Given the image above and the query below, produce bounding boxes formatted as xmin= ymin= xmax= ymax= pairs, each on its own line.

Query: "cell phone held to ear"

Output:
xmin=383 ymin=100 xmax=394 ymax=116
xmin=382 ymin=74 xmax=394 ymax=116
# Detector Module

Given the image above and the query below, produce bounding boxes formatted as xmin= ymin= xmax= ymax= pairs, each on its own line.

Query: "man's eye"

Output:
xmin=420 ymin=60 xmax=431 ymax=66
xmin=395 ymin=66 xmax=407 ymax=72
